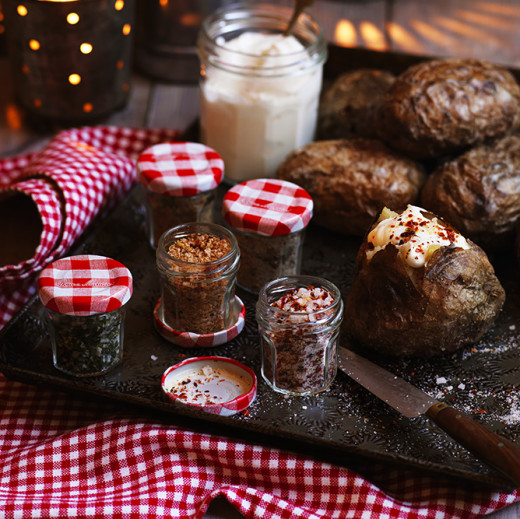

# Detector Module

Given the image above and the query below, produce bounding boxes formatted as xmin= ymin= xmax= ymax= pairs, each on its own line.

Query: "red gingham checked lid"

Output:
xmin=37 ymin=255 xmax=133 ymax=316
xmin=222 ymin=178 xmax=313 ymax=236
xmin=137 ymin=141 xmax=224 ymax=196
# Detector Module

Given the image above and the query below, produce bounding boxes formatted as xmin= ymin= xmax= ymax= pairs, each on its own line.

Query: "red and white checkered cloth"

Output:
xmin=0 ymin=125 xmax=180 ymax=329
xmin=0 ymin=371 xmax=518 ymax=518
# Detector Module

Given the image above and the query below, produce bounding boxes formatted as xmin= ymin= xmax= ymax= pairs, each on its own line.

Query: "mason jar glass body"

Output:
xmin=45 ymin=307 xmax=126 ymax=377
xmin=156 ymin=222 xmax=240 ymax=334
xmin=256 ymin=276 xmax=343 ymax=396
xmin=144 ymin=188 xmax=216 ymax=248
xmin=232 ymin=227 xmax=305 ymax=294
xmin=197 ymin=3 xmax=327 ymax=183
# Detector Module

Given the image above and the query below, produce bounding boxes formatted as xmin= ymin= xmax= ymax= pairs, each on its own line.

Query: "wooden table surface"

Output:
xmin=1 ymin=1 xmax=519 ymax=516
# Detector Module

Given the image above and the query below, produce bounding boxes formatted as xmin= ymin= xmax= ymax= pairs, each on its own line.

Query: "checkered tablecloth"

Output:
xmin=0 ymin=372 xmax=518 ymax=519
xmin=0 ymin=126 xmax=519 ymax=518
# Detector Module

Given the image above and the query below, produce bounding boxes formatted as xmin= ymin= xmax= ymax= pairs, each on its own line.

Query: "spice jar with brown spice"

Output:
xmin=256 ymin=275 xmax=343 ymax=396
xmin=156 ymin=222 xmax=240 ymax=335
xmin=137 ymin=142 xmax=224 ymax=248
xmin=222 ymin=178 xmax=313 ymax=294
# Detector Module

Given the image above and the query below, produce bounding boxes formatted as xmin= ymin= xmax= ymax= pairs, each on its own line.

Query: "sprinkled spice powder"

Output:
xmin=257 ymin=278 xmax=343 ymax=395
xmin=157 ymin=224 xmax=240 ymax=335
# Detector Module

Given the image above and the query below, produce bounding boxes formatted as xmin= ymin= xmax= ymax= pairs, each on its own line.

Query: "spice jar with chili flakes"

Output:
xmin=137 ymin=142 xmax=224 ymax=248
xmin=256 ymin=275 xmax=343 ymax=396
xmin=37 ymin=255 xmax=133 ymax=377
xmin=222 ymin=178 xmax=313 ymax=294
xmin=156 ymin=222 xmax=240 ymax=336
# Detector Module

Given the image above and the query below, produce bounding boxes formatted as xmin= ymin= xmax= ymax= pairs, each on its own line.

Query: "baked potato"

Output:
xmin=318 ymin=69 xmax=395 ymax=140
xmin=344 ymin=205 xmax=505 ymax=357
xmin=421 ymin=134 xmax=520 ymax=252
xmin=377 ymin=58 xmax=520 ymax=159
xmin=276 ymin=138 xmax=426 ymax=237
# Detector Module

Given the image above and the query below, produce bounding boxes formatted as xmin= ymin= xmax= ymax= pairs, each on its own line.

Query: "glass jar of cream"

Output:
xmin=197 ymin=3 xmax=327 ymax=183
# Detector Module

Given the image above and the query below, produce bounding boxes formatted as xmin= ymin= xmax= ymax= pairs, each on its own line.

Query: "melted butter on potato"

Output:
xmin=367 ymin=205 xmax=469 ymax=268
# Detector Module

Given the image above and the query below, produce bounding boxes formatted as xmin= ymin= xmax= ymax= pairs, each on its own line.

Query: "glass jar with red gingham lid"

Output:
xmin=37 ymin=254 xmax=133 ymax=377
xmin=222 ymin=178 xmax=313 ymax=293
xmin=137 ymin=141 xmax=224 ymax=248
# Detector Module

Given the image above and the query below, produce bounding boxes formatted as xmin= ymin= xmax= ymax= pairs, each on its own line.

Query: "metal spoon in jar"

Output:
xmin=284 ymin=0 xmax=314 ymax=37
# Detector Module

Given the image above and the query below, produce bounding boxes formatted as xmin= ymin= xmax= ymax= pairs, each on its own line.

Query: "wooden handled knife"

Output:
xmin=338 ymin=346 xmax=520 ymax=487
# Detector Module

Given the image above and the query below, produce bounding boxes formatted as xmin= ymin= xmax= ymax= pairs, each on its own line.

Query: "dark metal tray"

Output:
xmin=2 ymin=46 xmax=520 ymax=491
xmin=2 ymin=185 xmax=520 ymax=490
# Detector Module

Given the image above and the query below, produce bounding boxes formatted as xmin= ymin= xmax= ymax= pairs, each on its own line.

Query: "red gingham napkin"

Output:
xmin=0 ymin=371 xmax=518 ymax=518
xmin=137 ymin=141 xmax=224 ymax=196
xmin=0 ymin=125 xmax=180 ymax=329
xmin=222 ymin=178 xmax=313 ymax=236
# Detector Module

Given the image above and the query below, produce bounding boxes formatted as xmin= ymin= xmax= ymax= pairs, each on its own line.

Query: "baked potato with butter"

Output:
xmin=344 ymin=205 xmax=505 ymax=357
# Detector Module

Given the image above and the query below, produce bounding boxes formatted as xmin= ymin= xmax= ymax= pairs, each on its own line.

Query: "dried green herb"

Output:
xmin=49 ymin=309 xmax=124 ymax=376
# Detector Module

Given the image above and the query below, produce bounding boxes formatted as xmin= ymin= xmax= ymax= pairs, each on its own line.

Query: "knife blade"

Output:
xmin=338 ymin=346 xmax=520 ymax=487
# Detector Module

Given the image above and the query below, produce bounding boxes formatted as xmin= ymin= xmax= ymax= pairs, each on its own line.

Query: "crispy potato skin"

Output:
xmin=377 ymin=59 xmax=520 ymax=159
xmin=421 ymin=134 xmax=520 ymax=251
xmin=276 ymin=139 xmax=426 ymax=237
xmin=318 ymin=69 xmax=395 ymax=140
xmin=345 ymin=238 xmax=505 ymax=357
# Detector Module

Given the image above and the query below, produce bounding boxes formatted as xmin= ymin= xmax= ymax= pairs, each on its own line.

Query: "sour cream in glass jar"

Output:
xmin=197 ymin=3 xmax=327 ymax=183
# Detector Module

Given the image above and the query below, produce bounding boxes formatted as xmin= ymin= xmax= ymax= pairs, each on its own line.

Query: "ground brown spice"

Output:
xmin=168 ymin=233 xmax=231 ymax=263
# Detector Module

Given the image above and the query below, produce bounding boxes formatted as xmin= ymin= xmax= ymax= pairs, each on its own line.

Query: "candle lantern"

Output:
xmin=3 ymin=0 xmax=136 ymax=122
xmin=134 ymin=0 xmax=233 ymax=83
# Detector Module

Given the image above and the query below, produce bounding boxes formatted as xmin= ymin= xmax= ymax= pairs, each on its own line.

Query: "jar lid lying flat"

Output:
xmin=137 ymin=141 xmax=224 ymax=196
xmin=37 ymin=254 xmax=133 ymax=316
xmin=222 ymin=178 xmax=313 ymax=236
xmin=162 ymin=356 xmax=257 ymax=416
xmin=153 ymin=295 xmax=245 ymax=348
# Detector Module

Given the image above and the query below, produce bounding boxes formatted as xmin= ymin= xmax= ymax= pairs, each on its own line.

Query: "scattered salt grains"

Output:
xmin=151 ymin=355 xmax=158 ymax=361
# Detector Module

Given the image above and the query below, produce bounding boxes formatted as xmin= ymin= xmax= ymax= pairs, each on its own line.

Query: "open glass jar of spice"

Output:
xmin=155 ymin=222 xmax=240 ymax=335
xmin=137 ymin=142 xmax=224 ymax=248
xmin=222 ymin=178 xmax=313 ymax=293
xmin=37 ymin=255 xmax=133 ymax=377
xmin=256 ymin=275 xmax=343 ymax=396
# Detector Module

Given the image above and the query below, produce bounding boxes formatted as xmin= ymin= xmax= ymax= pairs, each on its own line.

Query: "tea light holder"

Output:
xmin=3 ymin=0 xmax=136 ymax=122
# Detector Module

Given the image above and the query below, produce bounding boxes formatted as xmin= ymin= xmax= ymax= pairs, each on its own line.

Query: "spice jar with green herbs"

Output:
xmin=256 ymin=275 xmax=343 ymax=396
xmin=156 ymin=222 xmax=240 ymax=335
xmin=137 ymin=141 xmax=224 ymax=248
xmin=222 ymin=178 xmax=313 ymax=294
xmin=38 ymin=255 xmax=133 ymax=377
